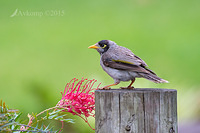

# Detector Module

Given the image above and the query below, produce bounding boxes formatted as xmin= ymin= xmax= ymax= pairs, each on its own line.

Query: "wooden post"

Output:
xmin=95 ymin=88 xmax=177 ymax=133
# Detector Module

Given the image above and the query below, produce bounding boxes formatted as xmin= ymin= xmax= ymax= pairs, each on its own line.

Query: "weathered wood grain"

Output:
xmin=95 ymin=88 xmax=177 ymax=133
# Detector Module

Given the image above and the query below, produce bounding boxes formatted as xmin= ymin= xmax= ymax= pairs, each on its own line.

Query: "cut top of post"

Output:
xmin=95 ymin=88 xmax=177 ymax=93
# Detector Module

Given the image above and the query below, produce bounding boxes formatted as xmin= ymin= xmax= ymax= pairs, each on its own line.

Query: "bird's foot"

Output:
xmin=120 ymin=86 xmax=134 ymax=89
xmin=98 ymin=87 xmax=111 ymax=90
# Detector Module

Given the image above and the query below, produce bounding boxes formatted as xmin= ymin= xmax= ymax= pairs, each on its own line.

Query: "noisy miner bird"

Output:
xmin=88 ymin=40 xmax=169 ymax=89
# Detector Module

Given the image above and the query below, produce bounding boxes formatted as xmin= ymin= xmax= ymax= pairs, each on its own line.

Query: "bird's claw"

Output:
xmin=120 ymin=86 xmax=134 ymax=89
xmin=98 ymin=87 xmax=111 ymax=90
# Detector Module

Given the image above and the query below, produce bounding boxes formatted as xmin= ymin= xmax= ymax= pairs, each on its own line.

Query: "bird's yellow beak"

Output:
xmin=88 ymin=44 xmax=99 ymax=49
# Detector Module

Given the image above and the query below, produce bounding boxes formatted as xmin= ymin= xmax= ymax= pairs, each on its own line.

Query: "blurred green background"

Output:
xmin=0 ymin=0 xmax=200 ymax=132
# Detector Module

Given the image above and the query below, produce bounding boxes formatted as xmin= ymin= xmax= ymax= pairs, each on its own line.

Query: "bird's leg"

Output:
xmin=127 ymin=78 xmax=135 ymax=89
xmin=120 ymin=78 xmax=135 ymax=89
xmin=99 ymin=81 xmax=120 ymax=90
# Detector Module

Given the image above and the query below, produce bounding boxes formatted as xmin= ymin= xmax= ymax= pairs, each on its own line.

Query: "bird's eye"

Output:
xmin=99 ymin=44 xmax=107 ymax=48
xmin=99 ymin=43 xmax=104 ymax=47
xmin=102 ymin=44 xmax=107 ymax=48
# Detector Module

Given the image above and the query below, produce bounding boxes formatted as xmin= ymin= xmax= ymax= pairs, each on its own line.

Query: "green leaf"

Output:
xmin=48 ymin=114 xmax=58 ymax=119
xmin=32 ymin=113 xmax=37 ymax=123
xmin=54 ymin=115 xmax=67 ymax=120
xmin=63 ymin=118 xmax=74 ymax=123
xmin=40 ymin=123 xmax=44 ymax=130
xmin=44 ymin=124 xmax=50 ymax=131
xmin=49 ymin=109 xmax=61 ymax=115
xmin=46 ymin=110 xmax=49 ymax=119
xmin=35 ymin=123 xmax=39 ymax=129
xmin=13 ymin=112 xmax=22 ymax=122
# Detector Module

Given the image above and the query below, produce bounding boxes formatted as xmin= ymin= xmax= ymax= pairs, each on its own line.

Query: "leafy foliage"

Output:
xmin=42 ymin=109 xmax=74 ymax=123
xmin=0 ymin=100 xmax=74 ymax=132
xmin=0 ymin=99 xmax=20 ymax=132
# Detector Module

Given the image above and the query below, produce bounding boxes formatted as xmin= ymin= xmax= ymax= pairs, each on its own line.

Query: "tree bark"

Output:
xmin=95 ymin=88 xmax=177 ymax=133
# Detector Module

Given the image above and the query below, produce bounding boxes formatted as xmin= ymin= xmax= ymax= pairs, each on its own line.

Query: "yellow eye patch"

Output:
xmin=102 ymin=44 xmax=107 ymax=48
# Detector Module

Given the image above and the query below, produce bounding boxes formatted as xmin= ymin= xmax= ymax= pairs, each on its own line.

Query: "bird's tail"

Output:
xmin=139 ymin=73 xmax=169 ymax=83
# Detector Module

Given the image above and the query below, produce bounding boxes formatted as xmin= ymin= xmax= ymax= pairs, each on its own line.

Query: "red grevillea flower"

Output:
xmin=57 ymin=78 xmax=100 ymax=130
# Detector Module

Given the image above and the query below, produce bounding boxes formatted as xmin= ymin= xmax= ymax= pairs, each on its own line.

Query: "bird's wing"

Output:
xmin=102 ymin=57 xmax=148 ymax=73
xmin=102 ymin=48 xmax=156 ymax=75
xmin=112 ymin=46 xmax=148 ymax=67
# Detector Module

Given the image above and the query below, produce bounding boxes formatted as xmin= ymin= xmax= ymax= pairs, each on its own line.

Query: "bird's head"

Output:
xmin=88 ymin=40 xmax=116 ymax=54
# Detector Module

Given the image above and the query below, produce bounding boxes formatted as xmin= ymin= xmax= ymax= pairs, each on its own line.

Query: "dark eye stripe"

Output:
xmin=98 ymin=40 xmax=108 ymax=47
xmin=99 ymin=44 xmax=104 ymax=47
xmin=97 ymin=40 xmax=109 ymax=54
